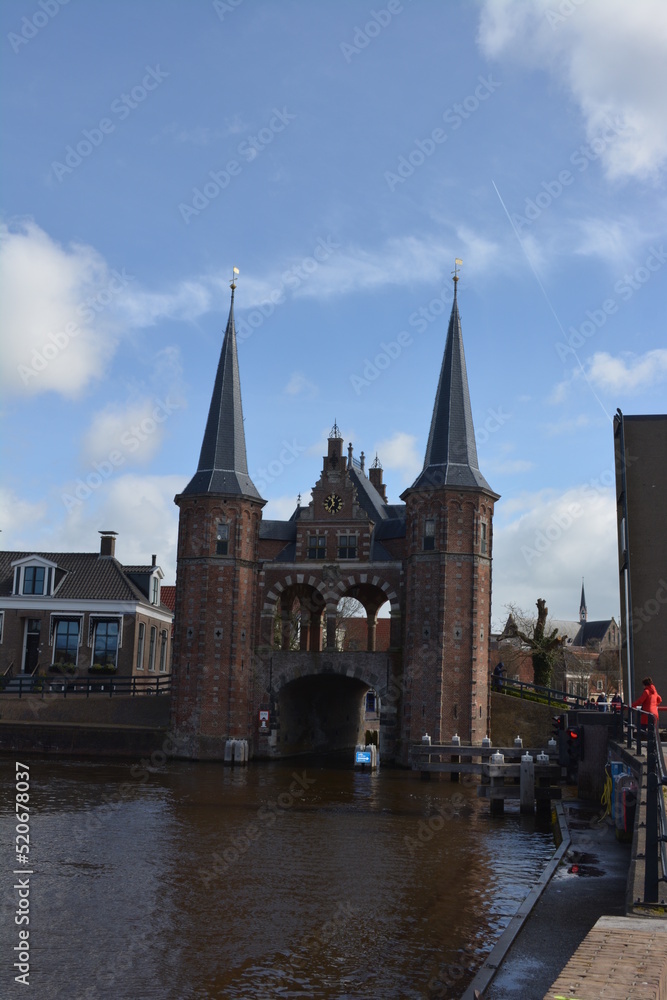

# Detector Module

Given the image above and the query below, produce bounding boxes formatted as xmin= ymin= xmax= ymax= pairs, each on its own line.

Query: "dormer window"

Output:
xmin=12 ymin=558 xmax=57 ymax=597
xmin=24 ymin=566 xmax=45 ymax=594
xmin=151 ymin=575 xmax=160 ymax=605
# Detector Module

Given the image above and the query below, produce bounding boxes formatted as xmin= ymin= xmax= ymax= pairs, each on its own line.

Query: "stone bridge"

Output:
xmin=255 ymin=649 xmax=402 ymax=759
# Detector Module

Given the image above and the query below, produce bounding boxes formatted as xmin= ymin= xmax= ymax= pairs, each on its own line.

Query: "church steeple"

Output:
xmin=580 ymin=579 xmax=587 ymax=623
xmin=181 ymin=277 xmax=263 ymax=501
xmin=404 ymin=274 xmax=496 ymax=497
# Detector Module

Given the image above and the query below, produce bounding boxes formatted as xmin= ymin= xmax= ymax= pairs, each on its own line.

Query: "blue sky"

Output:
xmin=1 ymin=0 xmax=666 ymax=627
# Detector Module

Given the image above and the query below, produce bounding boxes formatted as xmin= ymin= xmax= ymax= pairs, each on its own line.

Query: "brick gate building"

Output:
xmin=171 ymin=272 xmax=499 ymax=762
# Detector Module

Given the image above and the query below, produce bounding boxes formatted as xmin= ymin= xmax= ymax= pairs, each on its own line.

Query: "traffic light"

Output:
xmin=552 ymin=714 xmax=564 ymax=737
xmin=566 ymin=725 xmax=585 ymax=771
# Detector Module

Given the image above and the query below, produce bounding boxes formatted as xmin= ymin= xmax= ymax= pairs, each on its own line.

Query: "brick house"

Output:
xmin=0 ymin=532 xmax=173 ymax=684
xmin=171 ymin=270 xmax=499 ymax=762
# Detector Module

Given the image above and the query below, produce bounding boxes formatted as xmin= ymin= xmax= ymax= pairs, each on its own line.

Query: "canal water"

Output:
xmin=1 ymin=754 xmax=556 ymax=999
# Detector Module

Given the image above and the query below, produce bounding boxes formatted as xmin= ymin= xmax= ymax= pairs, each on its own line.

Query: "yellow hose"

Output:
xmin=598 ymin=765 xmax=612 ymax=821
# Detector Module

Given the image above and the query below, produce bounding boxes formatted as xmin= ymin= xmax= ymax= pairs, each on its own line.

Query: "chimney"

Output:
xmin=369 ymin=460 xmax=387 ymax=502
xmin=99 ymin=531 xmax=118 ymax=557
xmin=151 ymin=554 xmax=157 ymax=567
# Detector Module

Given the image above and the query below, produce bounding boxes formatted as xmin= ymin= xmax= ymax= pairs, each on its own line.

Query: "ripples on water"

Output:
xmin=0 ymin=756 xmax=555 ymax=999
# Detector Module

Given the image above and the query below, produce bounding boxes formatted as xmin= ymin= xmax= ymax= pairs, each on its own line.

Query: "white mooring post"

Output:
xmin=520 ymin=752 xmax=535 ymax=814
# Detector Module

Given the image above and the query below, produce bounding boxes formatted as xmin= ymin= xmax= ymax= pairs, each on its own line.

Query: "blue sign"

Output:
xmin=355 ymin=750 xmax=372 ymax=764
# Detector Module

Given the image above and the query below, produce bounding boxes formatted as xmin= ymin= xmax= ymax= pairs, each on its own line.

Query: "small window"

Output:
xmin=151 ymin=576 xmax=159 ymax=605
xmin=53 ymin=619 xmax=80 ymax=666
xmin=159 ymin=629 xmax=168 ymax=672
xmin=307 ymin=535 xmax=326 ymax=560
xmin=136 ymin=622 xmax=145 ymax=670
xmin=480 ymin=521 xmax=488 ymax=555
xmin=337 ymin=534 xmax=357 ymax=559
xmin=24 ymin=566 xmax=46 ymax=595
xmin=93 ymin=620 xmax=119 ymax=668
xmin=216 ymin=523 xmax=229 ymax=555
xmin=148 ymin=626 xmax=157 ymax=671
xmin=423 ymin=519 xmax=435 ymax=551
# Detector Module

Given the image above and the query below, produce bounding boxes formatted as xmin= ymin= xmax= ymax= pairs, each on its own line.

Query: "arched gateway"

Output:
xmin=171 ymin=272 xmax=499 ymax=762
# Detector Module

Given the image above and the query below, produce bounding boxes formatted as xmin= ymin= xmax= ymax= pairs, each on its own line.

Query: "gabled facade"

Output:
xmin=171 ymin=274 xmax=498 ymax=761
xmin=0 ymin=531 xmax=172 ymax=682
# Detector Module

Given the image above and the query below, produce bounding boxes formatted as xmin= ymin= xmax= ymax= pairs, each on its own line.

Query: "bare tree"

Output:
xmin=503 ymin=598 xmax=564 ymax=687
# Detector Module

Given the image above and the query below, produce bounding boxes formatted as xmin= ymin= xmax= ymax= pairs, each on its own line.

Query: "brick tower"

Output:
xmin=171 ymin=278 xmax=265 ymax=758
xmin=401 ymin=273 xmax=499 ymax=749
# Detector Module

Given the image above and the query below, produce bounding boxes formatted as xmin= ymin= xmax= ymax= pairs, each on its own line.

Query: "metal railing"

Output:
xmin=490 ymin=673 xmax=588 ymax=709
xmin=622 ymin=705 xmax=667 ymax=904
xmin=0 ymin=674 xmax=172 ymax=698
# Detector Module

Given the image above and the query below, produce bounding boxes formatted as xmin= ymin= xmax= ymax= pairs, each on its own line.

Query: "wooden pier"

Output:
xmin=410 ymin=742 xmax=562 ymax=815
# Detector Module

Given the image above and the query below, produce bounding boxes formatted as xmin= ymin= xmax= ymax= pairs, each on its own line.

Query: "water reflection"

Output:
xmin=0 ymin=756 xmax=555 ymax=999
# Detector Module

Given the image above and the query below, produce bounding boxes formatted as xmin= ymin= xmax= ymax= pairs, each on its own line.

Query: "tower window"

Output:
xmin=423 ymin=519 xmax=435 ymax=551
xmin=337 ymin=534 xmax=357 ymax=559
xmin=307 ymin=535 xmax=326 ymax=559
xmin=480 ymin=521 xmax=488 ymax=555
xmin=216 ymin=523 xmax=229 ymax=555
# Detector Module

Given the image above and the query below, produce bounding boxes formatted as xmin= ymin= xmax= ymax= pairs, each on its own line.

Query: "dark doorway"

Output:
xmin=23 ymin=618 xmax=41 ymax=674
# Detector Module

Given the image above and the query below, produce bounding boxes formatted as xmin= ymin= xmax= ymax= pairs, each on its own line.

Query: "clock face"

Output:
xmin=323 ymin=493 xmax=343 ymax=514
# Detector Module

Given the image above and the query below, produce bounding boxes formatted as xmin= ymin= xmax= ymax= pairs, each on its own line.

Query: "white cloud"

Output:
xmin=492 ymin=482 xmax=620 ymax=627
xmin=553 ymin=349 xmax=667 ymax=400
xmin=587 ymin=349 xmax=667 ymax=392
xmin=284 ymin=371 xmax=318 ymax=398
xmin=0 ymin=488 xmax=48 ymax=539
xmin=81 ymin=397 xmax=183 ymax=467
xmin=0 ymin=475 xmax=184 ymax=582
xmin=373 ymin=432 xmax=422 ymax=485
xmin=263 ymin=493 xmax=309 ymax=521
xmin=0 ymin=220 xmax=120 ymax=398
xmin=478 ymin=0 xmax=667 ymax=181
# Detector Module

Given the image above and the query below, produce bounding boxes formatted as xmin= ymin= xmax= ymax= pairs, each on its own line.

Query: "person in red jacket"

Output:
xmin=632 ymin=676 xmax=662 ymax=724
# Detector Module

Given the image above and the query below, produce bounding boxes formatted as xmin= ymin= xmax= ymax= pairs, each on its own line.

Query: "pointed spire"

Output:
xmin=580 ymin=579 xmax=587 ymax=622
xmin=404 ymin=272 xmax=497 ymax=497
xmin=181 ymin=274 xmax=263 ymax=501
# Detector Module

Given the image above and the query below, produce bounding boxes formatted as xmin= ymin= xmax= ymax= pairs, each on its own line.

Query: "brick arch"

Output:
xmin=331 ymin=572 xmax=400 ymax=617
xmin=262 ymin=573 xmax=328 ymax=617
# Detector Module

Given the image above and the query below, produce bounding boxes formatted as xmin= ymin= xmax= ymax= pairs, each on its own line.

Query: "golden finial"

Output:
xmin=230 ymin=265 xmax=239 ymax=291
xmin=453 ymin=258 xmax=463 ymax=283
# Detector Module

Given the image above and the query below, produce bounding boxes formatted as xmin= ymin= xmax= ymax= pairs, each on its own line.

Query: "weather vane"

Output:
xmin=230 ymin=265 xmax=239 ymax=290
xmin=453 ymin=258 xmax=463 ymax=283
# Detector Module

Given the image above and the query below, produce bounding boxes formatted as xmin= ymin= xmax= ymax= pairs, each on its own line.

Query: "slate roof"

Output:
xmin=574 ymin=620 xmax=614 ymax=647
xmin=181 ymin=287 xmax=263 ymax=502
xmin=259 ymin=521 xmax=298 ymax=542
xmin=0 ymin=551 xmax=170 ymax=611
xmin=405 ymin=284 xmax=498 ymax=498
